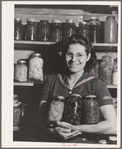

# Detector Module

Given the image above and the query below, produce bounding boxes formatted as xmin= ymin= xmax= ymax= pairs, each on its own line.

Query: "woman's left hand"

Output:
xmin=57 ymin=121 xmax=77 ymax=131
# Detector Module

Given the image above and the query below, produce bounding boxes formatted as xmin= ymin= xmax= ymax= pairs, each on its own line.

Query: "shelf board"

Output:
xmin=14 ymin=82 xmax=43 ymax=86
xmin=14 ymin=82 xmax=117 ymax=89
xmin=107 ymin=85 xmax=117 ymax=89
xmin=14 ymin=41 xmax=117 ymax=52
xmin=14 ymin=82 xmax=34 ymax=86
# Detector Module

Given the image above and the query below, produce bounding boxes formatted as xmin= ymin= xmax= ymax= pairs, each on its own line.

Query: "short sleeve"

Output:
xmin=40 ymin=74 xmax=56 ymax=102
xmin=93 ymin=79 xmax=113 ymax=107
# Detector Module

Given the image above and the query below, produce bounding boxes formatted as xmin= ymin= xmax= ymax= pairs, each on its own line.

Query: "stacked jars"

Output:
xmin=50 ymin=20 xmax=63 ymax=42
xmin=78 ymin=22 xmax=89 ymax=42
xmin=14 ymin=18 xmax=23 ymax=40
xmin=88 ymin=17 xmax=101 ymax=43
xmin=63 ymin=19 xmax=76 ymax=41
xmin=28 ymin=53 xmax=43 ymax=82
xmin=25 ymin=18 xmax=37 ymax=41
xmin=99 ymin=55 xmax=112 ymax=85
xmin=15 ymin=59 xmax=27 ymax=82
xmin=37 ymin=20 xmax=50 ymax=41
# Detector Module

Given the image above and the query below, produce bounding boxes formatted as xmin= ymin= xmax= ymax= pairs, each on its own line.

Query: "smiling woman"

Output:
xmin=36 ymin=34 xmax=116 ymax=143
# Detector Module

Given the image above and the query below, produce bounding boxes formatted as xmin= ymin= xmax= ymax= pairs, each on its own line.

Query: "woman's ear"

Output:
xmin=86 ymin=53 xmax=91 ymax=62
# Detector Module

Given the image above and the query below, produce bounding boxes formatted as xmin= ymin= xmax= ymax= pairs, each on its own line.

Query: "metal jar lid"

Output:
xmin=27 ymin=18 xmax=36 ymax=22
xmin=31 ymin=53 xmax=42 ymax=58
xmin=53 ymin=95 xmax=65 ymax=100
xmin=99 ymin=139 xmax=107 ymax=144
xmin=85 ymin=95 xmax=96 ymax=98
xmin=17 ymin=59 xmax=27 ymax=64
xmin=90 ymin=16 xmax=99 ymax=20
xmin=106 ymin=16 xmax=115 ymax=20
xmin=71 ymin=94 xmax=82 ymax=97
xmin=52 ymin=19 xmax=62 ymax=24
xmin=15 ymin=18 xmax=22 ymax=22
xmin=65 ymin=19 xmax=74 ymax=23
xmin=109 ymin=136 xmax=117 ymax=141
xmin=79 ymin=21 xmax=88 ymax=25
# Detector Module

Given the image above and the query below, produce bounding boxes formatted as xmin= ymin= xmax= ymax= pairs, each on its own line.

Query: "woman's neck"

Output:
xmin=68 ymin=69 xmax=84 ymax=80
xmin=67 ymin=69 xmax=84 ymax=90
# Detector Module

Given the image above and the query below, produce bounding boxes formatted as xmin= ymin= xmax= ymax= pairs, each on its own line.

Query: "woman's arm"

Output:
xmin=57 ymin=104 xmax=116 ymax=134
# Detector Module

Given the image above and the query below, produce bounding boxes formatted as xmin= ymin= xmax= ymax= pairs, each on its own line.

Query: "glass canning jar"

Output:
xmin=112 ymin=58 xmax=117 ymax=85
xmin=63 ymin=19 xmax=76 ymax=41
xmin=13 ymin=94 xmax=22 ymax=126
xmin=62 ymin=94 xmax=83 ymax=125
xmin=50 ymin=20 xmax=63 ymax=42
xmin=15 ymin=59 xmax=27 ymax=82
xmin=78 ymin=22 xmax=89 ymax=42
xmin=104 ymin=16 xmax=117 ymax=43
xmin=100 ymin=55 xmax=112 ymax=85
xmin=83 ymin=95 xmax=99 ymax=124
xmin=28 ymin=53 xmax=43 ymax=82
xmin=88 ymin=17 xmax=101 ymax=43
xmin=25 ymin=18 xmax=37 ymax=41
xmin=48 ymin=95 xmax=65 ymax=125
xmin=37 ymin=20 xmax=50 ymax=41
xmin=14 ymin=18 xmax=23 ymax=40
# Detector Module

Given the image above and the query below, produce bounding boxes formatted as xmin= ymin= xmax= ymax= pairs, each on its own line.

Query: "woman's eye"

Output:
xmin=77 ymin=54 xmax=83 ymax=57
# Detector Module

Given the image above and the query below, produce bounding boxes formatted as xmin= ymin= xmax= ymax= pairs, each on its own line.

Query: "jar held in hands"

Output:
xmin=48 ymin=95 xmax=65 ymax=126
xmin=62 ymin=94 xmax=83 ymax=125
xmin=83 ymin=95 xmax=99 ymax=124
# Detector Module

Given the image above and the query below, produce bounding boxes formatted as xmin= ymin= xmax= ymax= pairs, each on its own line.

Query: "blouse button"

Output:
xmin=69 ymin=91 xmax=72 ymax=94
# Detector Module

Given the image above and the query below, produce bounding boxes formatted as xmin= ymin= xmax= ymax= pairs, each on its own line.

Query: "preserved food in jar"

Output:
xmin=25 ymin=18 xmax=37 ymax=41
xmin=100 ymin=55 xmax=112 ymax=85
xmin=14 ymin=18 xmax=23 ymax=40
xmin=104 ymin=16 xmax=117 ymax=43
xmin=50 ymin=20 xmax=62 ymax=42
xmin=63 ymin=19 xmax=76 ymax=41
xmin=13 ymin=94 xmax=22 ymax=126
xmin=83 ymin=95 xmax=99 ymax=124
xmin=48 ymin=95 xmax=65 ymax=125
xmin=112 ymin=58 xmax=117 ymax=85
xmin=37 ymin=20 xmax=50 ymax=41
xmin=108 ymin=136 xmax=117 ymax=144
xmin=63 ymin=94 xmax=83 ymax=125
xmin=15 ymin=59 xmax=27 ymax=82
xmin=78 ymin=22 xmax=89 ymax=41
xmin=28 ymin=53 xmax=43 ymax=82
xmin=88 ymin=17 xmax=101 ymax=43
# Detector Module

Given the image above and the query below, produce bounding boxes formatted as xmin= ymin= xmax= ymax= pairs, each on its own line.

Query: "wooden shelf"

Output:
xmin=14 ymin=41 xmax=117 ymax=52
xmin=14 ymin=82 xmax=43 ymax=86
xmin=14 ymin=82 xmax=117 ymax=89
xmin=107 ymin=85 xmax=117 ymax=89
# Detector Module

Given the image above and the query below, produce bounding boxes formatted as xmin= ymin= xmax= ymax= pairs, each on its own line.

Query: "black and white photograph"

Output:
xmin=2 ymin=1 xmax=121 ymax=148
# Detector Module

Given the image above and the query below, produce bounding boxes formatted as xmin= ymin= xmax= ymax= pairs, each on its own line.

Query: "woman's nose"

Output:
xmin=71 ymin=55 xmax=77 ymax=61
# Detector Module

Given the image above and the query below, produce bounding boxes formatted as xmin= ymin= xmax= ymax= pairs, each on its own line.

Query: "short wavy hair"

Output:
xmin=62 ymin=34 xmax=97 ymax=72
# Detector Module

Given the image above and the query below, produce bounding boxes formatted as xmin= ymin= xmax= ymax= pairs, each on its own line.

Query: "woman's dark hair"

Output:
xmin=62 ymin=34 xmax=97 ymax=72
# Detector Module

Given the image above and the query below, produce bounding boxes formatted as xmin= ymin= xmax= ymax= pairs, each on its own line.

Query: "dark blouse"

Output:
xmin=40 ymin=71 xmax=113 ymax=107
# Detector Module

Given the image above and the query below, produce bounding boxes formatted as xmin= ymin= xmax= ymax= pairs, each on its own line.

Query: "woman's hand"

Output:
xmin=54 ymin=121 xmax=81 ymax=140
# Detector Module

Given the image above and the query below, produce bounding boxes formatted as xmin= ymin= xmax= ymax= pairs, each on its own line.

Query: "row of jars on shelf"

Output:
xmin=14 ymin=52 xmax=117 ymax=85
xmin=14 ymin=16 xmax=118 ymax=43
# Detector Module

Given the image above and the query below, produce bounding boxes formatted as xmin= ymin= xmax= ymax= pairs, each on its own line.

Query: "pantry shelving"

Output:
xmin=14 ymin=82 xmax=117 ymax=89
xmin=14 ymin=40 xmax=117 ymax=52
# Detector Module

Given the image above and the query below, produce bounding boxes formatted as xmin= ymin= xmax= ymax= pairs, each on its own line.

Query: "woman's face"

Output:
xmin=65 ymin=43 xmax=91 ymax=73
